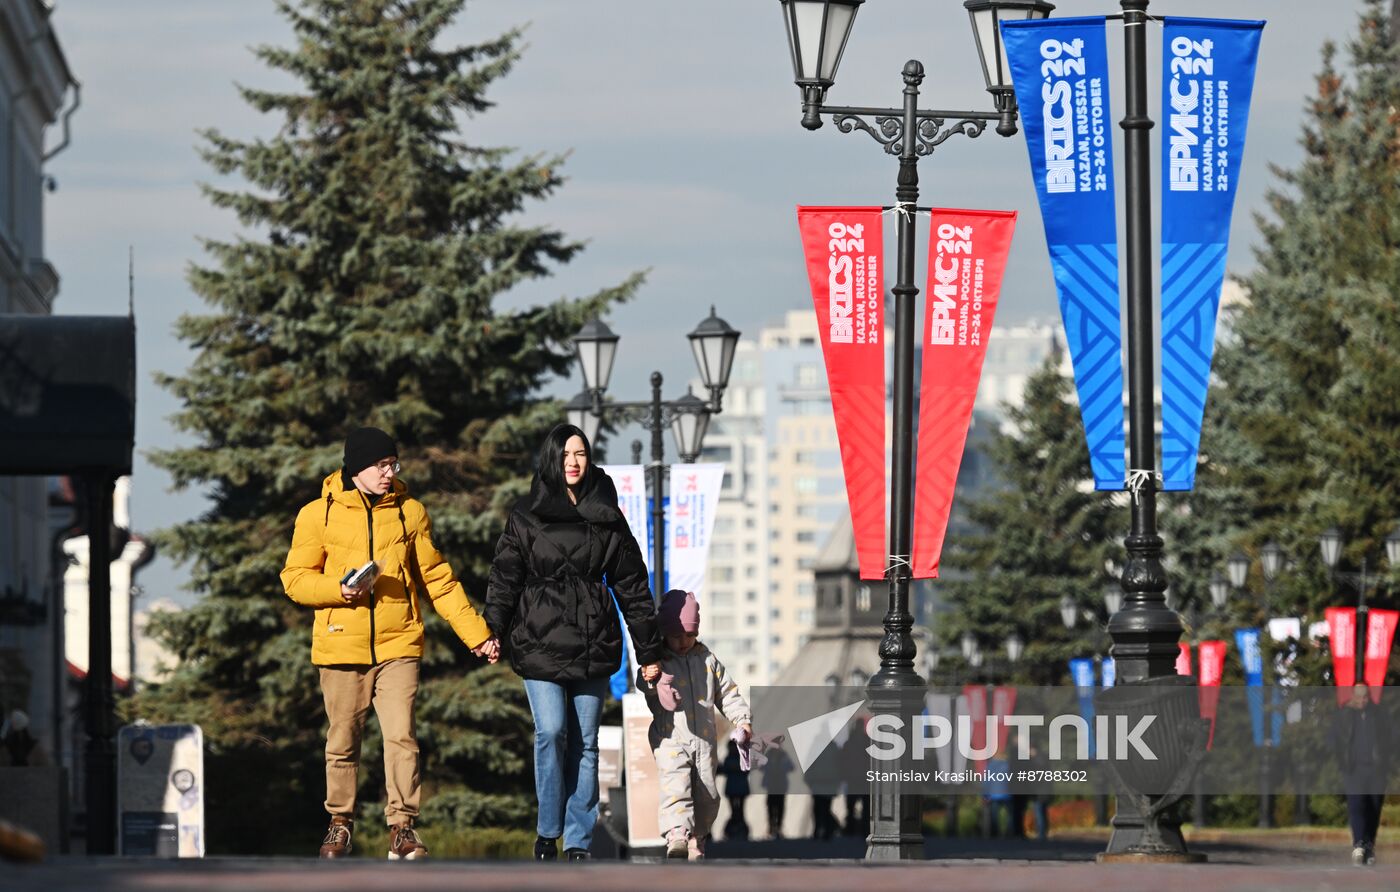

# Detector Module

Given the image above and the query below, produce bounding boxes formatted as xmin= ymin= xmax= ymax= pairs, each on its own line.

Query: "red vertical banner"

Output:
xmin=912 ymin=208 xmax=1017 ymax=577
xmin=797 ymin=207 xmax=887 ymax=580
xmin=1364 ymin=608 xmax=1398 ymax=702
xmin=1197 ymin=640 xmax=1227 ymax=749
xmin=1327 ymin=606 xmax=1357 ymax=706
xmin=1176 ymin=642 xmax=1192 ymax=676
xmin=963 ymin=684 xmax=988 ymax=772
xmin=991 ymin=685 xmax=1018 ymax=755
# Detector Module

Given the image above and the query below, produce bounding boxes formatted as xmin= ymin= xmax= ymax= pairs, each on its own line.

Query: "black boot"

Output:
xmin=535 ymin=836 xmax=558 ymax=860
xmin=565 ymin=847 xmax=589 ymax=861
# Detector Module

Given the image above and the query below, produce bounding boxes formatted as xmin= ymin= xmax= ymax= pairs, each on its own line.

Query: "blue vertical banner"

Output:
xmin=1101 ymin=656 xmax=1116 ymax=688
xmin=1160 ymin=18 xmax=1264 ymax=490
xmin=1002 ymin=17 xmax=1124 ymax=490
xmin=1235 ymin=627 xmax=1266 ymax=746
xmin=1069 ymin=657 xmax=1098 ymax=755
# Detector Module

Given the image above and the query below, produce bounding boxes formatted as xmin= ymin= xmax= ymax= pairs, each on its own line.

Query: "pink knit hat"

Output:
xmin=658 ymin=589 xmax=700 ymax=637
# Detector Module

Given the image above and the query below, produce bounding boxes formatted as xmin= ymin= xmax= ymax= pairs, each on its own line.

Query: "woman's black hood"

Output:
xmin=524 ymin=466 xmax=624 ymax=524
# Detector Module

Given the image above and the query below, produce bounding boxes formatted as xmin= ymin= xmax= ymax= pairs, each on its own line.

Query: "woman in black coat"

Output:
xmin=484 ymin=424 xmax=663 ymax=861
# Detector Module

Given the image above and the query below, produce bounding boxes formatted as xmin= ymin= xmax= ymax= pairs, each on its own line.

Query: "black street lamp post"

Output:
xmin=778 ymin=0 xmax=1053 ymax=860
xmin=569 ymin=308 xmax=740 ymax=592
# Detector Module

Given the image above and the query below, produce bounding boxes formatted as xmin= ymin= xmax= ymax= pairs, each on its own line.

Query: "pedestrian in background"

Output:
xmin=282 ymin=427 xmax=499 ymax=860
xmin=1330 ymin=682 xmax=1391 ymax=866
xmin=484 ymin=424 xmax=663 ymax=862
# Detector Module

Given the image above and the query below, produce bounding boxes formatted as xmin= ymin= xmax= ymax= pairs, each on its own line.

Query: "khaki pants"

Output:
xmin=320 ymin=657 xmax=420 ymax=826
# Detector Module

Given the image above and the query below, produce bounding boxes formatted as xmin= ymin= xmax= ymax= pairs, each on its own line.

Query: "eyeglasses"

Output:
xmin=374 ymin=460 xmax=401 ymax=475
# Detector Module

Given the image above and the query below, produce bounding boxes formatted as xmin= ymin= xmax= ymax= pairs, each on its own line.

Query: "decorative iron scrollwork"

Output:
xmin=914 ymin=115 xmax=989 ymax=156
xmin=832 ymin=113 xmax=904 ymax=155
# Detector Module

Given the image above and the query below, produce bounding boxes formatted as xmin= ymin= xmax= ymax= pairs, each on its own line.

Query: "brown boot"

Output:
xmin=388 ymin=821 xmax=428 ymax=860
xmin=319 ymin=816 xmax=353 ymax=859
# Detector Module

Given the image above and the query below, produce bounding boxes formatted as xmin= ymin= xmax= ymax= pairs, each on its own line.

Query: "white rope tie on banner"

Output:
xmin=884 ymin=202 xmax=917 ymax=221
xmin=1125 ymin=469 xmax=1162 ymax=503
xmin=887 ymin=554 xmax=913 ymax=577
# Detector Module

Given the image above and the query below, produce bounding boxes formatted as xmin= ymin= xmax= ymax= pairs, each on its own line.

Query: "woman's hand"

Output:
xmin=339 ymin=583 xmax=364 ymax=603
xmin=641 ymin=662 xmax=661 ymax=683
xmin=473 ymin=636 xmax=501 ymax=664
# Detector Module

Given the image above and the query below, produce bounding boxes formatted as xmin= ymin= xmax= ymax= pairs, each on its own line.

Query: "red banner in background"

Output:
xmin=1364 ymin=608 xmax=1399 ymax=702
xmin=991 ymin=685 xmax=1018 ymax=756
xmin=1176 ymin=642 xmax=1193 ymax=676
xmin=797 ymin=207 xmax=887 ymax=580
xmin=1326 ymin=606 xmax=1357 ymax=706
xmin=1197 ymin=640 xmax=1227 ymax=749
xmin=911 ymin=209 xmax=1017 ymax=577
xmin=963 ymin=684 xmax=988 ymax=772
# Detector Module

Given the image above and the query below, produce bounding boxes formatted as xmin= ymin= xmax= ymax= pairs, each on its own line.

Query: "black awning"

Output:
xmin=0 ymin=315 xmax=135 ymax=474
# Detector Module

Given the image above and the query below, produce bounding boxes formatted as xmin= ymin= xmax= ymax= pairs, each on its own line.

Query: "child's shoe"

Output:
xmin=688 ymin=833 xmax=706 ymax=861
xmin=665 ymin=827 xmax=689 ymax=860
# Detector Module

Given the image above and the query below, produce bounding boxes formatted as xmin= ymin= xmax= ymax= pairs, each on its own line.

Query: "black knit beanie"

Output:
xmin=343 ymin=427 xmax=398 ymax=475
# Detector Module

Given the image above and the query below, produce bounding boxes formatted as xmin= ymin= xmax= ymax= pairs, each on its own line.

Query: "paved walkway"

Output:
xmin=6 ymin=833 xmax=1400 ymax=892
xmin=2 ymin=857 xmax=1398 ymax=892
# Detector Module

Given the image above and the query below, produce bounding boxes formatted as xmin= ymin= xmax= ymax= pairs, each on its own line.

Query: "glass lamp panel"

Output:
xmin=1059 ymin=594 xmax=1077 ymax=629
xmin=818 ymin=2 xmax=857 ymax=81
xmin=791 ymin=1 xmax=827 ymax=80
xmin=1227 ymin=552 xmax=1250 ymax=590
xmin=1209 ymin=574 xmax=1229 ymax=610
xmin=1319 ymin=527 xmax=1343 ymax=569
xmin=1261 ymin=541 xmax=1284 ymax=581
xmin=1103 ymin=587 xmax=1123 ymax=617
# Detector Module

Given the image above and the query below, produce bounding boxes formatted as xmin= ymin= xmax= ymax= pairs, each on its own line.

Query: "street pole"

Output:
xmin=84 ymin=471 xmax=116 ymax=854
xmin=1102 ymin=0 xmax=1191 ymax=857
xmin=865 ymin=60 xmax=931 ymax=862
xmin=648 ymin=371 xmax=667 ymax=593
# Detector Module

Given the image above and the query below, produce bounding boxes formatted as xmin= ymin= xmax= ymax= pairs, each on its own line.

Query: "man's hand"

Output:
xmin=641 ymin=662 xmax=661 ymax=683
xmin=339 ymin=583 xmax=364 ymax=603
xmin=472 ymin=636 xmax=501 ymax=664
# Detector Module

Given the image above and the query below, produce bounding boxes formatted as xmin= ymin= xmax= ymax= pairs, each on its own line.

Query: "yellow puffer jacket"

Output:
xmin=281 ymin=470 xmax=490 ymax=665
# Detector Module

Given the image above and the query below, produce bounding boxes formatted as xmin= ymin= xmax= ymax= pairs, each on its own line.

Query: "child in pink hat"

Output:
xmin=639 ymin=589 xmax=751 ymax=861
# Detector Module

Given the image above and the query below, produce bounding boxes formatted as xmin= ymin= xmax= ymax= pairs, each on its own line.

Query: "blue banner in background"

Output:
xmin=1002 ymin=17 xmax=1124 ymax=490
xmin=1236 ymin=627 xmax=1266 ymax=746
xmin=1069 ymin=657 xmax=1099 ymax=755
xmin=1101 ymin=657 xmax=1115 ymax=688
xmin=1160 ymin=17 xmax=1264 ymax=490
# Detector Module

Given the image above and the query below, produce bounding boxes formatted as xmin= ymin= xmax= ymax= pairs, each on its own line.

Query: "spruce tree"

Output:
xmin=937 ymin=347 xmax=1128 ymax=685
xmin=131 ymin=0 xmax=640 ymax=851
xmin=1165 ymin=0 xmax=1400 ymax=685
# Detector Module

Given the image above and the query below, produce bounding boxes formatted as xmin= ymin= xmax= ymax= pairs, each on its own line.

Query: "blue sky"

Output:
xmin=43 ymin=0 xmax=1371 ymax=606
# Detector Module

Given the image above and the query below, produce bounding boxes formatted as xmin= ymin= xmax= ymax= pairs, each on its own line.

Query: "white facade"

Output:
xmin=63 ymin=478 xmax=155 ymax=686
xmin=694 ymin=340 xmax=770 ymax=692
xmin=0 ymin=0 xmax=77 ymax=762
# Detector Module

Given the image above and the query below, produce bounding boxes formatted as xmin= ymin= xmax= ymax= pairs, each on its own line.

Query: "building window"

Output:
xmin=796 ymin=363 xmax=821 ymax=386
xmin=797 ymin=582 xmax=814 ymax=597
xmin=796 ymin=476 xmax=818 ymax=495
xmin=711 ymin=591 xmax=733 ymax=607
xmin=713 ymin=567 xmax=735 ymax=582
xmin=796 ymin=531 xmax=817 ymax=544
xmin=797 ymin=609 xmax=813 ymax=625
xmin=746 ymin=590 xmax=759 ymax=602
xmin=771 ymin=608 xmax=781 ymax=619
xmin=714 ymin=517 xmax=735 ymax=534
xmin=857 ymin=585 xmax=872 ymax=612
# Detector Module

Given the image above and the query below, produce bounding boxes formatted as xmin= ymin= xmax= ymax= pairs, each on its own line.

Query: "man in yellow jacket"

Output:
xmin=281 ymin=426 xmax=498 ymax=860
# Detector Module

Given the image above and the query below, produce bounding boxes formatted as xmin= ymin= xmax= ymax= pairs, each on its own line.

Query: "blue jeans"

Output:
xmin=523 ymin=677 xmax=609 ymax=851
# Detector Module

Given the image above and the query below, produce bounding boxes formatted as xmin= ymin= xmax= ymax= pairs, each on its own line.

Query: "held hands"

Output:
xmin=641 ymin=662 xmax=662 ymax=683
xmin=471 ymin=636 xmax=501 ymax=664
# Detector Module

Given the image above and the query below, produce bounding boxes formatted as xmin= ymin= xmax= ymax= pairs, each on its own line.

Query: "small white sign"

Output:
xmin=117 ymin=723 xmax=204 ymax=857
xmin=622 ymin=693 xmax=663 ymax=848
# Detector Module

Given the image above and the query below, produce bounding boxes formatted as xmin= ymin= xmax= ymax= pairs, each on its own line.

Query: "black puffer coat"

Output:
xmin=483 ymin=469 xmax=663 ymax=681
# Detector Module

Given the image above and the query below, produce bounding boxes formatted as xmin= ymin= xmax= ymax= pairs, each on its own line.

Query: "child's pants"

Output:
xmin=654 ymin=738 xmax=721 ymax=836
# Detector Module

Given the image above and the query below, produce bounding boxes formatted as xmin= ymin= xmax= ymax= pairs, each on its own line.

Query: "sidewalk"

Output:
xmin=2 ymin=856 xmax=1397 ymax=892
xmin=7 ymin=830 xmax=1400 ymax=892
